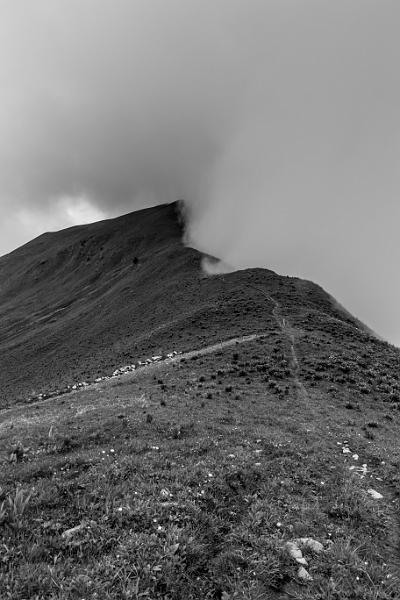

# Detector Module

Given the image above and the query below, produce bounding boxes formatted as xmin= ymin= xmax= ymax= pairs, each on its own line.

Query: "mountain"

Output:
xmin=1 ymin=201 xmax=400 ymax=598
xmin=0 ymin=200 xmax=391 ymax=408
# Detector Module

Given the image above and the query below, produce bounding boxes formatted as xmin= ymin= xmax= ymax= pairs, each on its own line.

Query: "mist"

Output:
xmin=1 ymin=1 xmax=399 ymax=345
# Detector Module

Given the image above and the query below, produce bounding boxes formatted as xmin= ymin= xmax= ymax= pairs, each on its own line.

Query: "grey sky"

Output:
xmin=0 ymin=1 xmax=399 ymax=345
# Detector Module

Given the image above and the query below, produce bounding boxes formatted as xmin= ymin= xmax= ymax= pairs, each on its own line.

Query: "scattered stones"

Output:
xmin=285 ymin=537 xmax=324 ymax=583
xmin=285 ymin=541 xmax=308 ymax=566
xmin=349 ymin=463 xmax=367 ymax=478
xmin=112 ymin=364 xmax=136 ymax=377
xmin=22 ymin=348 xmax=183 ymax=405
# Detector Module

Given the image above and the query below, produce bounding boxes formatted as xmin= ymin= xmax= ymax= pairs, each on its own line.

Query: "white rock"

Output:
xmin=297 ymin=566 xmax=313 ymax=582
xmin=285 ymin=541 xmax=308 ymax=565
xmin=367 ymin=488 xmax=383 ymax=500
xmin=62 ymin=523 xmax=85 ymax=539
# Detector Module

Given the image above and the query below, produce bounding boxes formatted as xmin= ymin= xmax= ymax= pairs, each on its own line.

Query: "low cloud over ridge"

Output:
xmin=1 ymin=1 xmax=399 ymax=345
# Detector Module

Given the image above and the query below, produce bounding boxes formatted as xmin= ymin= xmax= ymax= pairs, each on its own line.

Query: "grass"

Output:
xmin=1 ymin=203 xmax=399 ymax=596
xmin=1 ymin=337 xmax=399 ymax=599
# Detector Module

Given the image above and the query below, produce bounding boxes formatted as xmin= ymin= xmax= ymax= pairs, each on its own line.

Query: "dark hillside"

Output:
xmin=0 ymin=201 xmax=396 ymax=410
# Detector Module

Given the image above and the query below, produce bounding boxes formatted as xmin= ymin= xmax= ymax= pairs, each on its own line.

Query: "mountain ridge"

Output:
xmin=0 ymin=201 xmax=396 ymax=409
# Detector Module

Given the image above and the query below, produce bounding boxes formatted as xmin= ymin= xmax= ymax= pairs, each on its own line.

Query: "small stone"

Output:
xmin=297 ymin=566 xmax=313 ymax=582
xmin=160 ymin=488 xmax=170 ymax=500
xmin=367 ymin=488 xmax=383 ymax=499
xmin=62 ymin=523 xmax=85 ymax=539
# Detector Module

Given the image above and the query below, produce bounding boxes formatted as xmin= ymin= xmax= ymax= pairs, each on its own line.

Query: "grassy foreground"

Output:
xmin=1 ymin=335 xmax=400 ymax=599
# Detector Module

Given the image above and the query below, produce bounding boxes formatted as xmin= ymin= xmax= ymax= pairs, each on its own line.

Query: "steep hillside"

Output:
xmin=1 ymin=202 xmax=400 ymax=598
xmin=0 ymin=201 xmax=387 ymax=409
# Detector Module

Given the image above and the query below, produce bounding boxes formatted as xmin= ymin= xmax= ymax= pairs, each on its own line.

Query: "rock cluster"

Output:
xmin=285 ymin=537 xmax=324 ymax=582
xmin=25 ymin=350 xmax=181 ymax=405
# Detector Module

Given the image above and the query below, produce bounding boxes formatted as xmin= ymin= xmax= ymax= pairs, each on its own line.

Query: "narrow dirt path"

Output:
xmin=0 ymin=332 xmax=269 ymax=417
xmin=169 ymin=332 xmax=268 ymax=361
xmin=249 ymin=284 xmax=308 ymax=400
xmin=1 ymin=281 xmax=308 ymax=417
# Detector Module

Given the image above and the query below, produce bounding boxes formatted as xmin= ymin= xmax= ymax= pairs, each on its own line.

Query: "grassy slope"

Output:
xmin=1 ymin=203 xmax=400 ymax=598
xmin=0 ymin=202 xmax=375 ymax=409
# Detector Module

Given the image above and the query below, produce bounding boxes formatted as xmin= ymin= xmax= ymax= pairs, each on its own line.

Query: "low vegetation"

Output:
xmin=1 ymin=203 xmax=399 ymax=597
xmin=1 ymin=336 xmax=399 ymax=599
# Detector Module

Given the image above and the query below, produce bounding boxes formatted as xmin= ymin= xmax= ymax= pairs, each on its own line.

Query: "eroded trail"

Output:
xmin=1 ymin=287 xmax=307 ymax=418
xmin=169 ymin=332 xmax=268 ymax=360
xmin=249 ymin=284 xmax=308 ymax=400
xmin=0 ymin=332 xmax=270 ymax=417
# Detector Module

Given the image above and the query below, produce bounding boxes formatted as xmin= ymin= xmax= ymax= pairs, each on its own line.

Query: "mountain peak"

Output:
xmin=0 ymin=202 xmax=395 ymax=407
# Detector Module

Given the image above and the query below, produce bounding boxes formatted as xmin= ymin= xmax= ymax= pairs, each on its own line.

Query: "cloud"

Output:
xmin=0 ymin=195 xmax=107 ymax=257
xmin=0 ymin=0 xmax=239 ymax=213
xmin=0 ymin=1 xmax=399 ymax=344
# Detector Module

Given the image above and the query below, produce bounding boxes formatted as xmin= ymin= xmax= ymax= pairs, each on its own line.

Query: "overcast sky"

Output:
xmin=1 ymin=1 xmax=399 ymax=345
